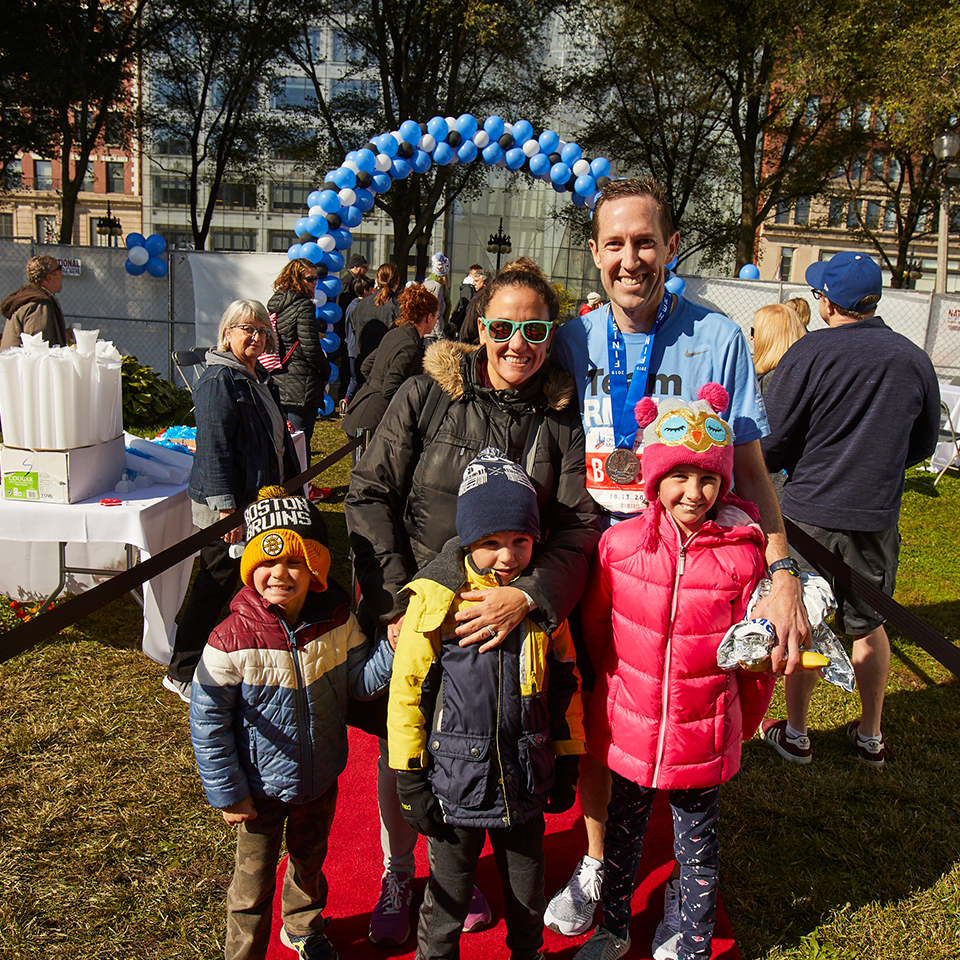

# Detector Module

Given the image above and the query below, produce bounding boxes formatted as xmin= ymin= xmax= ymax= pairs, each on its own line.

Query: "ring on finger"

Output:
xmin=486 ymin=625 xmax=496 ymax=640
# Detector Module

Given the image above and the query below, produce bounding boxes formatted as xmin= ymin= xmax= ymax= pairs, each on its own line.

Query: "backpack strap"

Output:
xmin=416 ymin=380 xmax=453 ymax=449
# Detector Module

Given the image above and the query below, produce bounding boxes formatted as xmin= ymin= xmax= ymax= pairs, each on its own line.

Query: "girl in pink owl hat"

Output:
xmin=571 ymin=384 xmax=775 ymax=960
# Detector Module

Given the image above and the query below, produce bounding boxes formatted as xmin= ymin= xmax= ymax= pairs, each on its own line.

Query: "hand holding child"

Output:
xmin=454 ymin=586 xmax=529 ymax=652
xmin=221 ymin=796 xmax=257 ymax=825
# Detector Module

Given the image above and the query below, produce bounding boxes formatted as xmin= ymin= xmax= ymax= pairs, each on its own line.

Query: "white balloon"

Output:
xmin=326 ymin=323 xmax=335 ymax=333
xmin=314 ymin=291 xmax=327 ymax=306
xmin=344 ymin=160 xmax=360 ymax=174
xmin=420 ymin=133 xmax=437 ymax=152
xmin=445 ymin=116 xmax=456 ymax=128
xmin=318 ymin=235 xmax=336 ymax=252
xmin=338 ymin=187 xmax=357 ymax=206
xmin=473 ymin=130 xmax=490 ymax=149
xmin=522 ymin=139 xmax=540 ymax=157
xmin=573 ymin=159 xmax=591 ymax=176
xmin=128 ymin=246 xmax=149 ymax=266
xmin=309 ymin=205 xmax=324 ymax=216
xmin=375 ymin=153 xmax=392 ymax=172
xmin=504 ymin=121 xmax=513 ymax=134
xmin=557 ymin=140 xmax=567 ymax=153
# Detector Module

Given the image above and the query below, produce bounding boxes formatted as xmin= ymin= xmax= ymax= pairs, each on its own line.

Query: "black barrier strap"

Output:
xmin=784 ymin=517 xmax=960 ymax=677
xmin=0 ymin=438 xmax=361 ymax=664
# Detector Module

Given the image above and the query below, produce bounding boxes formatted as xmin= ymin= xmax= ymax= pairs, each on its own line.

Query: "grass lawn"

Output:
xmin=0 ymin=420 xmax=957 ymax=959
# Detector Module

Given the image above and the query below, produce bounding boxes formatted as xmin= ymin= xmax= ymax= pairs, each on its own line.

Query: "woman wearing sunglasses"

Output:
xmin=267 ymin=257 xmax=331 ymax=451
xmin=344 ymin=266 xmax=600 ymax=946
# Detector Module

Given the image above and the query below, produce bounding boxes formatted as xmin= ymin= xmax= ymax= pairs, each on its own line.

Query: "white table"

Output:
xmin=0 ymin=483 xmax=197 ymax=665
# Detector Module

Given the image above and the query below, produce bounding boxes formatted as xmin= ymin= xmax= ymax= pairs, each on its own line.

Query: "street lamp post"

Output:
xmin=932 ymin=130 xmax=960 ymax=295
xmin=95 ymin=200 xmax=124 ymax=247
xmin=486 ymin=217 xmax=512 ymax=272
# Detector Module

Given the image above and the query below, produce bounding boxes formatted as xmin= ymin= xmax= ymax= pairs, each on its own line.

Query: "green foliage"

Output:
xmin=120 ymin=355 xmax=192 ymax=429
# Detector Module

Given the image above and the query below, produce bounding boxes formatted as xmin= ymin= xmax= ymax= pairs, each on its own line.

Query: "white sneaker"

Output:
xmin=545 ymin=855 xmax=603 ymax=936
xmin=162 ymin=675 xmax=191 ymax=704
xmin=652 ymin=878 xmax=681 ymax=960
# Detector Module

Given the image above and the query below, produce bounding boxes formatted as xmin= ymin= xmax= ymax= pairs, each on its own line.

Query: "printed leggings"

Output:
xmin=603 ymin=772 xmax=720 ymax=959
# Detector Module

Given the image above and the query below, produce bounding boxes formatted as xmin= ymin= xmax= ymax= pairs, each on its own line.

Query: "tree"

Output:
xmin=145 ymin=0 xmax=301 ymax=249
xmin=2 ymin=0 xmax=164 ymax=243
xmin=284 ymin=0 xmax=563 ymax=279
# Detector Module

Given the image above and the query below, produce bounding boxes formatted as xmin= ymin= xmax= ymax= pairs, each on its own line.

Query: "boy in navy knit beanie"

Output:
xmin=386 ymin=448 xmax=585 ymax=960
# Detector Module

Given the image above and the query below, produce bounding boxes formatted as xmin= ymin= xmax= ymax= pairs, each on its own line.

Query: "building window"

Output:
xmin=865 ymin=200 xmax=881 ymax=230
xmin=210 ymin=227 xmax=257 ymax=251
xmin=857 ymin=103 xmax=872 ymax=128
xmin=273 ymin=77 xmax=315 ymax=110
xmin=4 ymin=159 xmax=22 ymax=189
xmin=779 ymin=247 xmax=794 ymax=281
xmin=869 ymin=151 xmax=886 ymax=181
xmin=888 ymin=156 xmax=901 ymax=182
xmin=268 ymin=229 xmax=292 ymax=252
xmin=849 ymin=155 xmax=865 ymax=182
xmin=828 ymin=197 xmax=844 ymax=227
xmin=34 ymin=160 xmax=53 ymax=191
xmin=36 ymin=214 xmax=58 ymax=242
xmin=803 ymin=97 xmax=820 ymax=126
xmin=106 ymin=162 xmax=125 ymax=193
xmin=0 ymin=213 xmax=13 ymax=239
xmin=332 ymin=30 xmax=362 ymax=62
xmin=270 ymin=183 xmax=310 ymax=212
xmin=216 ymin=182 xmax=258 ymax=209
xmin=154 ymin=176 xmax=191 ymax=206
xmin=152 ymin=225 xmax=195 ymax=250
xmin=774 ymin=200 xmax=791 ymax=224
xmin=794 ymin=196 xmax=810 ymax=226
xmin=104 ymin=112 xmax=125 ymax=147
xmin=80 ymin=165 xmax=96 ymax=192
xmin=330 ymin=79 xmax=378 ymax=106
xmin=846 ymin=200 xmax=859 ymax=229
xmin=153 ymin=135 xmax=190 ymax=155
xmin=883 ymin=204 xmax=898 ymax=231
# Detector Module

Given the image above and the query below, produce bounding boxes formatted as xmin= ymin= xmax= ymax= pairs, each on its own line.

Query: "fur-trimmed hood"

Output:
xmin=422 ymin=339 xmax=573 ymax=411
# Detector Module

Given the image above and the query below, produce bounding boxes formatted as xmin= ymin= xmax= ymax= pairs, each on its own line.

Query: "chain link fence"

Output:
xmin=2 ymin=241 xmax=960 ymax=383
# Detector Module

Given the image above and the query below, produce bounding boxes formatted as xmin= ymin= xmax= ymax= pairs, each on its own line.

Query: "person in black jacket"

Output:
xmin=342 ymin=284 xmax=438 ymax=438
xmin=344 ymin=266 xmax=601 ymax=946
xmin=266 ymin=259 xmax=331 ymax=451
xmin=350 ymin=262 xmax=401 ymax=390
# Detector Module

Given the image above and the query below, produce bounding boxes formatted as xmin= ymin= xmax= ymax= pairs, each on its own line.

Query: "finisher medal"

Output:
xmin=605 ymin=447 xmax=641 ymax=485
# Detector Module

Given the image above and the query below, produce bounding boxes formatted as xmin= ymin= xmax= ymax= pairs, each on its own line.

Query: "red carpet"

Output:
xmin=267 ymin=728 xmax=741 ymax=959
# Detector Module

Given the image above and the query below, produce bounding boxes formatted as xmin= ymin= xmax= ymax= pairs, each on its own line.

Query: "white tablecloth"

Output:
xmin=0 ymin=483 xmax=197 ymax=665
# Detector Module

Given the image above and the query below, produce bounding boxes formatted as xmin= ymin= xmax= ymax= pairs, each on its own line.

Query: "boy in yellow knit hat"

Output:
xmin=191 ymin=486 xmax=394 ymax=960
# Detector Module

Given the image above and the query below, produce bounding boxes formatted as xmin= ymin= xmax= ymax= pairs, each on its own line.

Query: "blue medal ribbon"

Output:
xmin=606 ymin=291 xmax=673 ymax=450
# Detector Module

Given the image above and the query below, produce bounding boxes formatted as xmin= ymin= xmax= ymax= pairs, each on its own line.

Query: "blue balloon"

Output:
xmin=590 ymin=157 xmax=611 ymax=179
xmin=666 ymin=255 xmax=678 ymax=271
xmin=320 ymin=332 xmax=341 ymax=353
xmin=574 ymin=174 xmax=596 ymax=196
xmin=339 ymin=205 xmax=362 ymax=228
xmin=353 ymin=187 xmax=375 ymax=212
xmin=538 ymin=130 xmax=559 ymax=154
xmin=529 ymin=153 xmax=550 ymax=177
xmin=572 ymin=192 xmax=587 ymax=207
xmin=331 ymin=166 xmax=356 ymax=189
xmin=482 ymin=142 xmax=503 ymax=165
xmin=455 ymin=114 xmax=478 ymax=138
xmin=294 ymin=216 xmax=310 ymax=236
xmin=321 ymin=394 xmax=335 ymax=415
xmin=376 ymin=133 xmax=398 ymax=158
xmin=326 ymin=362 xmax=339 ymax=384
xmin=665 ymin=276 xmax=686 ymax=296
xmin=301 ymin=241 xmax=322 ymax=263
xmin=320 ymin=275 xmax=342 ymax=298
xmin=411 ymin=148 xmax=432 ymax=174
xmin=308 ymin=214 xmax=328 ymax=236
xmin=323 ymin=250 xmax=345 ymax=273
xmin=125 ymin=232 xmax=145 ymax=250
xmin=738 ymin=263 xmax=760 ymax=280
xmin=307 ymin=190 xmax=323 ymax=208
xmin=550 ymin=161 xmax=571 ymax=184
xmin=457 ymin=140 xmax=478 ymax=163
xmin=427 ymin=116 xmax=449 ymax=140
xmin=355 ymin=148 xmax=376 ymax=173
xmin=512 ymin=119 xmax=533 ymax=144
xmin=124 ymin=258 xmax=146 ymax=276
xmin=483 ymin=115 xmax=505 ymax=140
xmin=391 ymin=157 xmax=412 ymax=179
xmin=399 ymin=120 xmax=421 ymax=144
xmin=287 ymin=243 xmax=304 ymax=261
xmin=371 ymin=171 xmax=392 ymax=193
xmin=552 ymin=180 xmax=567 ymax=193
xmin=433 ymin=142 xmax=454 ymax=165
xmin=145 ymin=234 xmax=166 ymax=257
xmin=505 ymin=147 xmax=526 ymax=170
xmin=560 ymin=143 xmax=582 ymax=165
xmin=319 ymin=189 xmax=341 ymax=213
xmin=332 ymin=227 xmax=353 ymax=250
xmin=345 ymin=150 xmax=359 ymax=167
xmin=146 ymin=255 xmax=168 ymax=278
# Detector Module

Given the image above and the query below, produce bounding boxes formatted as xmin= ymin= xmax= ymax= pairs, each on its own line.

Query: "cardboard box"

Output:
xmin=1 ymin=436 xmax=126 ymax=504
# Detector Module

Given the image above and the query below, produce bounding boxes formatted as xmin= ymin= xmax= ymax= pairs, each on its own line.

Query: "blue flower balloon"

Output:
xmin=574 ymin=174 xmax=596 ymax=196
xmin=505 ymin=147 xmax=526 ymax=170
xmin=124 ymin=259 xmax=146 ymax=276
xmin=319 ymin=190 xmax=341 ymax=213
xmin=529 ymin=153 xmax=550 ymax=177
xmin=391 ymin=158 xmax=412 ymax=179
xmin=125 ymin=232 xmax=146 ymax=250
xmin=512 ymin=119 xmax=533 ymax=144
xmin=320 ymin=276 xmax=342 ymax=298
xmin=411 ymin=149 xmax=432 ymax=174
xmin=331 ymin=166 xmax=356 ymax=189
xmin=324 ymin=250 xmax=345 ymax=272
xmin=550 ymin=162 xmax=571 ymax=184
xmin=482 ymin=142 xmax=503 ymax=164
xmin=145 ymin=234 xmax=166 ymax=257
xmin=455 ymin=114 xmax=477 ymax=138
xmin=146 ymin=255 xmax=168 ymax=278
xmin=341 ymin=205 xmax=363 ymax=228
xmin=320 ymin=332 xmax=340 ymax=353
xmin=332 ymin=227 xmax=353 ymax=250
xmin=457 ymin=140 xmax=478 ymax=163
xmin=433 ymin=142 xmax=454 ymax=165
xmin=371 ymin=172 xmax=392 ymax=193
xmin=321 ymin=394 xmax=335 ymax=415
xmin=538 ymin=130 xmax=559 ymax=154
xmin=399 ymin=120 xmax=421 ymax=144
xmin=590 ymin=157 xmax=611 ymax=179
xmin=665 ymin=276 xmax=686 ymax=296
xmin=353 ymin=187 xmax=375 ymax=211
xmin=287 ymin=243 xmax=304 ymax=261
xmin=483 ymin=115 xmax=505 ymax=140
xmin=560 ymin=143 xmax=582 ymax=166
xmin=738 ymin=264 xmax=760 ymax=280
xmin=427 ymin=116 xmax=449 ymax=140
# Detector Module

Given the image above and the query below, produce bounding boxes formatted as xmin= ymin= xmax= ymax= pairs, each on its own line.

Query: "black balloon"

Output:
xmin=356 ymin=170 xmax=372 ymax=188
xmin=364 ymin=142 xmax=378 ymax=154
xmin=315 ymin=264 xmax=328 ymax=279
xmin=397 ymin=141 xmax=415 ymax=159
xmin=447 ymin=130 xmax=462 ymax=147
xmin=498 ymin=133 xmax=514 ymax=149
xmin=326 ymin=213 xmax=342 ymax=229
xmin=323 ymin=180 xmax=338 ymax=192
xmin=298 ymin=232 xmax=313 ymax=244
xmin=596 ymin=176 xmax=612 ymax=190
xmin=549 ymin=152 xmax=561 ymax=165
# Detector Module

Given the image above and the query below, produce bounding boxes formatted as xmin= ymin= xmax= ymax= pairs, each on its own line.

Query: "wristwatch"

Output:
xmin=768 ymin=557 xmax=801 ymax=578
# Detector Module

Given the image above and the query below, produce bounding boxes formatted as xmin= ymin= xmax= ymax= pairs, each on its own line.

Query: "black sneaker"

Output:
xmin=281 ymin=927 xmax=338 ymax=960
xmin=847 ymin=720 xmax=888 ymax=768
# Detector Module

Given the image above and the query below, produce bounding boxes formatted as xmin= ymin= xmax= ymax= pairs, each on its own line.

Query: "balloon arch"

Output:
xmin=284 ymin=114 xmax=615 ymax=327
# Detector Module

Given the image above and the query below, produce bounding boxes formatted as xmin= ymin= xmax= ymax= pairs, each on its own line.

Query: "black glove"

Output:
xmin=396 ymin=770 xmax=447 ymax=837
xmin=545 ymin=755 xmax=580 ymax=814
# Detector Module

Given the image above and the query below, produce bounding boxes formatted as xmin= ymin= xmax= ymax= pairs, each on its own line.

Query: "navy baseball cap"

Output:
xmin=805 ymin=251 xmax=882 ymax=312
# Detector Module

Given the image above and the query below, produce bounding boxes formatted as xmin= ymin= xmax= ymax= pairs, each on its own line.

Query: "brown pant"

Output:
xmin=224 ymin=784 xmax=338 ymax=960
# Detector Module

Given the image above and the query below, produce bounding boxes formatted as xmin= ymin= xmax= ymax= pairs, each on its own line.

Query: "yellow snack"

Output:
xmin=738 ymin=650 xmax=830 ymax=672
